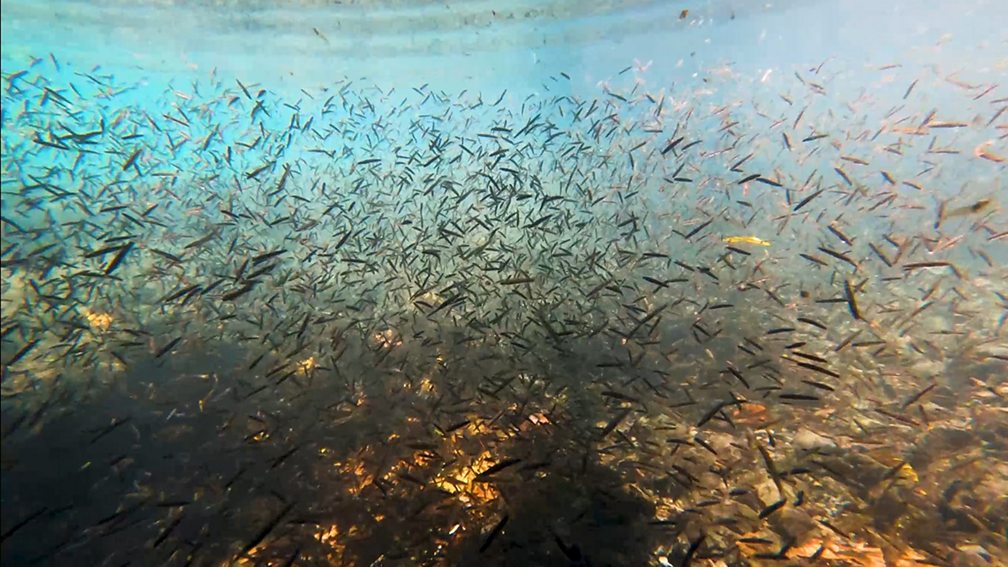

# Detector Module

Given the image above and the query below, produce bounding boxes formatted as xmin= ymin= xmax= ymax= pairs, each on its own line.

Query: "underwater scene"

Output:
xmin=1 ymin=0 xmax=1007 ymax=565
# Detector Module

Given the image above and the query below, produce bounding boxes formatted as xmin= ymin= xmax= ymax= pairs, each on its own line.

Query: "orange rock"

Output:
xmin=730 ymin=402 xmax=771 ymax=426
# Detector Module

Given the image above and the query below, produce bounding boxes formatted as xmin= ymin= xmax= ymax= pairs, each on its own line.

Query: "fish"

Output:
xmin=103 ymin=242 xmax=134 ymax=275
xmin=479 ymin=514 xmax=509 ymax=553
xmin=0 ymin=39 xmax=1003 ymax=567
xmin=942 ymin=198 xmax=995 ymax=222
xmin=843 ymin=279 xmax=861 ymax=320
xmin=238 ymin=502 xmax=294 ymax=558
xmin=723 ymin=236 xmax=770 ymax=246
xmin=684 ymin=219 xmax=713 ymax=240
xmin=758 ymin=497 xmax=787 ymax=519
xmin=475 ymin=458 xmax=523 ymax=480
xmin=792 ymin=189 xmax=823 ymax=212
xmin=122 ymin=148 xmax=142 ymax=171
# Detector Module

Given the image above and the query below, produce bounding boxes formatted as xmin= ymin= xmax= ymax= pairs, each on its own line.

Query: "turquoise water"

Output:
xmin=4 ymin=1 xmax=1006 ymax=98
xmin=2 ymin=1 xmax=1007 ymax=565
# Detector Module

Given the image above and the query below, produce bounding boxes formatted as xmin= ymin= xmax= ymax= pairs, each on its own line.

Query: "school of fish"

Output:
xmin=1 ymin=46 xmax=1007 ymax=567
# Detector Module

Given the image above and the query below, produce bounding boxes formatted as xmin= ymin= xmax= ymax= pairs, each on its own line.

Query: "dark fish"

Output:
xmin=793 ymin=189 xmax=823 ymax=212
xmin=827 ymin=224 xmax=852 ymax=245
xmin=6 ymin=338 xmax=40 ymax=366
xmin=901 ymin=382 xmax=937 ymax=409
xmin=252 ymin=249 xmax=286 ymax=265
xmin=793 ymin=360 xmax=841 ymax=379
xmin=155 ymin=336 xmax=182 ymax=358
xmin=903 ymin=79 xmax=918 ymax=100
xmin=599 ymin=407 xmax=632 ymax=439
xmin=239 ymin=502 xmax=293 ymax=558
xmin=684 ymin=219 xmax=712 ymax=240
xmin=499 ymin=276 xmax=535 ymax=285
xmin=151 ymin=516 xmax=182 ymax=548
xmin=103 ymin=242 xmax=134 ymax=275
xmin=758 ymin=498 xmax=787 ymax=519
xmin=479 ymin=514 xmax=509 ymax=553
xmin=0 ymin=506 xmax=48 ymax=543
xmin=843 ymin=279 xmax=861 ymax=320
xmin=222 ymin=283 xmax=256 ymax=301
xmin=779 ymin=393 xmax=820 ymax=401
xmin=819 ymin=247 xmax=859 ymax=270
xmin=661 ymin=137 xmax=683 ymax=156
xmin=90 ymin=416 xmax=132 ymax=444
xmin=682 ymin=534 xmax=705 ymax=567
xmin=122 ymin=148 xmax=141 ymax=171
xmin=475 ymin=458 xmax=523 ymax=480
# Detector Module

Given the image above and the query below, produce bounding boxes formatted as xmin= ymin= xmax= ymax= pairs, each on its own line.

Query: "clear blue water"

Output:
xmin=3 ymin=1 xmax=1006 ymax=98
